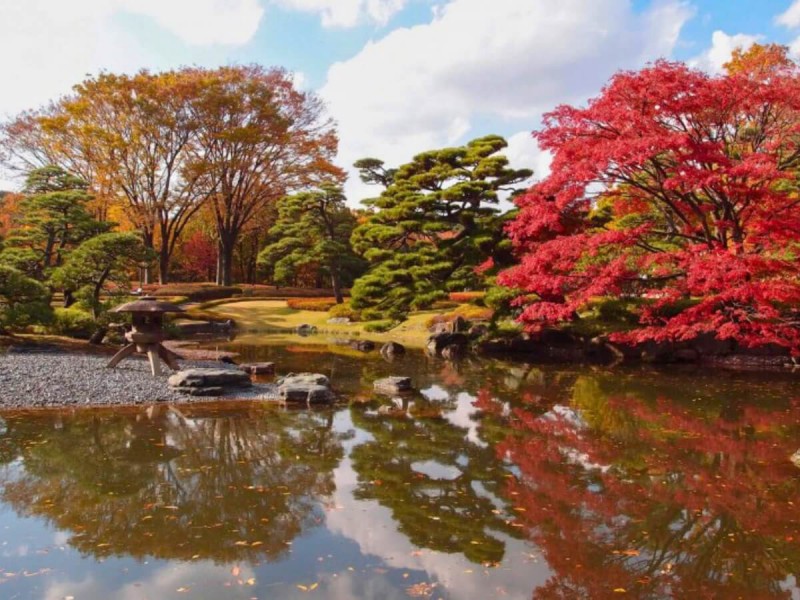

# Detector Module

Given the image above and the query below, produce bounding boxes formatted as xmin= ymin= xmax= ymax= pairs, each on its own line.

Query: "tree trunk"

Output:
xmin=331 ymin=270 xmax=344 ymax=304
xmin=142 ymin=229 xmax=154 ymax=285
xmin=88 ymin=327 xmax=107 ymax=345
xmin=218 ymin=234 xmax=236 ymax=287
xmin=158 ymin=249 xmax=170 ymax=285
xmin=63 ymin=289 xmax=75 ymax=308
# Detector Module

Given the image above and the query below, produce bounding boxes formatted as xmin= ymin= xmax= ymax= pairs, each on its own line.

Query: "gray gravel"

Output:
xmin=0 ymin=351 xmax=277 ymax=409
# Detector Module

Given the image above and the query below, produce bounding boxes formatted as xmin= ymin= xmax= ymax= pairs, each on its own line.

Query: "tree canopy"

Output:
xmin=500 ymin=51 xmax=800 ymax=354
xmin=257 ymin=183 xmax=365 ymax=302
xmin=350 ymin=135 xmax=531 ymax=318
xmin=0 ymin=166 xmax=110 ymax=279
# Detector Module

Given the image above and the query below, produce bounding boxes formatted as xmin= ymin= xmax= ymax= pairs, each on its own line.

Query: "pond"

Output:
xmin=0 ymin=335 xmax=799 ymax=599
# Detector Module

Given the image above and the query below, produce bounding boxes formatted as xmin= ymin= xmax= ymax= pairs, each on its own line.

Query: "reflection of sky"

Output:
xmin=326 ymin=456 xmax=550 ymax=600
xmin=0 ymin=406 xmax=548 ymax=600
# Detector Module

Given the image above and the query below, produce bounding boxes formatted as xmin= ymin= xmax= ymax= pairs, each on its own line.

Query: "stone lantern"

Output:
xmin=106 ymin=296 xmax=184 ymax=376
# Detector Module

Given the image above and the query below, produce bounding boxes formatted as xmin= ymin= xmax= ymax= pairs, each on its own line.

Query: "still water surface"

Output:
xmin=0 ymin=336 xmax=799 ymax=599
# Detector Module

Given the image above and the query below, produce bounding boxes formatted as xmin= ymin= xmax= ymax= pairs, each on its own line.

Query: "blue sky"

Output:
xmin=2 ymin=0 xmax=800 ymax=201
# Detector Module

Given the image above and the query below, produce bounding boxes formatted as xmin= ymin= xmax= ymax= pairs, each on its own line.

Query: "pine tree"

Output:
xmin=350 ymin=135 xmax=531 ymax=319
xmin=257 ymin=184 xmax=365 ymax=302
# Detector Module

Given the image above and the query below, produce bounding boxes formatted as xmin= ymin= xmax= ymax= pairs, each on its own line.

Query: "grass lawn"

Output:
xmin=186 ymin=299 xmax=441 ymax=348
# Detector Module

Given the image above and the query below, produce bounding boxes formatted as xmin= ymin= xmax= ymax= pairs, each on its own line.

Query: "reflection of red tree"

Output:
xmin=475 ymin=390 xmax=800 ymax=599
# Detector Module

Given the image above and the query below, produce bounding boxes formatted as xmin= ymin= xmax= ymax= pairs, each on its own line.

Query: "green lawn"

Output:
xmin=184 ymin=299 xmax=441 ymax=348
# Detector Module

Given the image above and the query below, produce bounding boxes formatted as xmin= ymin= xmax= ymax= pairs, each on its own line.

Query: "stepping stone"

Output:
xmin=373 ymin=376 xmax=413 ymax=395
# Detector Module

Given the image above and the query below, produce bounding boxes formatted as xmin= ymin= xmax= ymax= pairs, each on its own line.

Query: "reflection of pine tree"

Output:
xmin=348 ymin=400 xmax=520 ymax=564
xmin=477 ymin=375 xmax=800 ymax=599
xmin=0 ymin=405 xmax=345 ymax=563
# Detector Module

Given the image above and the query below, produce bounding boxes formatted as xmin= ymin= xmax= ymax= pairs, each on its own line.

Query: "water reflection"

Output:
xmin=476 ymin=374 xmax=800 ymax=599
xmin=0 ymin=339 xmax=798 ymax=599
xmin=0 ymin=404 xmax=346 ymax=563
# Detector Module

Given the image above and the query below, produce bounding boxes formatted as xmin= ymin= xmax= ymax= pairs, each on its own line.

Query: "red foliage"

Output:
xmin=177 ymin=230 xmax=217 ymax=282
xmin=475 ymin=388 xmax=800 ymax=598
xmin=500 ymin=58 xmax=800 ymax=354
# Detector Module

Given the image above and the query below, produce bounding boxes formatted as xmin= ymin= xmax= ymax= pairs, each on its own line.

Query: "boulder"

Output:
xmin=277 ymin=372 xmax=333 ymax=404
xmin=168 ymin=368 xmax=252 ymax=389
xmin=296 ymin=324 xmax=317 ymax=335
xmin=451 ymin=315 xmax=470 ymax=333
xmin=468 ymin=323 xmax=489 ymax=338
xmin=426 ymin=332 xmax=469 ymax=357
xmin=373 ymin=376 xmax=413 ymax=395
xmin=277 ymin=372 xmax=330 ymax=387
xmin=239 ymin=362 xmax=275 ymax=375
xmin=380 ymin=341 xmax=406 ymax=358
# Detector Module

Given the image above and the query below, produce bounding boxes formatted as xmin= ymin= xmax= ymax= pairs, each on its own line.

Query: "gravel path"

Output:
xmin=0 ymin=350 xmax=276 ymax=409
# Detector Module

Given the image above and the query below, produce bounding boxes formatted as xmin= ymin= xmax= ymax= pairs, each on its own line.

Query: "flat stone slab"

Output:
xmin=277 ymin=373 xmax=330 ymax=387
xmin=238 ymin=362 xmax=275 ymax=375
xmin=168 ymin=368 xmax=252 ymax=389
xmin=277 ymin=373 xmax=333 ymax=404
xmin=373 ymin=376 xmax=413 ymax=395
xmin=280 ymin=384 xmax=333 ymax=404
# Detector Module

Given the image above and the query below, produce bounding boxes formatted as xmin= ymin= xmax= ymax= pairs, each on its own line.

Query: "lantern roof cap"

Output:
xmin=110 ymin=295 xmax=184 ymax=314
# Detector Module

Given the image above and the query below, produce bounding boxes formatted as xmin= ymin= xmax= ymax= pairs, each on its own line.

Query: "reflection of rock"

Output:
xmin=277 ymin=373 xmax=333 ymax=404
xmin=380 ymin=342 xmax=406 ymax=358
xmin=239 ymin=362 xmax=275 ymax=375
xmin=168 ymin=368 xmax=252 ymax=396
xmin=791 ymin=450 xmax=800 ymax=469
xmin=441 ymin=344 xmax=464 ymax=361
xmin=350 ymin=340 xmax=376 ymax=352
xmin=426 ymin=333 xmax=469 ymax=357
xmin=296 ymin=324 xmax=317 ymax=335
xmin=374 ymin=376 xmax=413 ymax=395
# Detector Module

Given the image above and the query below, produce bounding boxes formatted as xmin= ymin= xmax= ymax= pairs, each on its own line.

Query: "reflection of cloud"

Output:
xmin=44 ymin=561 xmax=256 ymax=600
xmin=443 ymin=392 xmax=487 ymax=448
xmin=327 ymin=457 xmax=549 ymax=598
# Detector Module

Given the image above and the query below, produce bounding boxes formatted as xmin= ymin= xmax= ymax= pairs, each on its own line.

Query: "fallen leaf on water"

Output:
xmin=406 ymin=582 xmax=438 ymax=598
xmin=309 ymin=582 xmax=319 ymax=590
xmin=297 ymin=584 xmax=308 ymax=591
xmin=176 ymin=587 xmax=190 ymax=593
xmin=613 ymin=588 xmax=626 ymax=593
xmin=246 ymin=578 xmax=256 ymax=585
xmin=231 ymin=566 xmax=241 ymax=577
xmin=250 ymin=541 xmax=263 ymax=547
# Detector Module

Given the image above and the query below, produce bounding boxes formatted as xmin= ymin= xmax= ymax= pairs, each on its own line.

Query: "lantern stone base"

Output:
xmin=106 ymin=342 xmax=180 ymax=376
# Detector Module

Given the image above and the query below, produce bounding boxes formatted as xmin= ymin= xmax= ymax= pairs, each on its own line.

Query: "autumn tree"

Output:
xmin=257 ymin=184 xmax=365 ymax=302
xmin=0 ymin=166 xmax=110 ymax=279
xmin=187 ymin=65 xmax=341 ymax=286
xmin=350 ymin=135 xmax=531 ymax=319
xmin=500 ymin=52 xmax=800 ymax=354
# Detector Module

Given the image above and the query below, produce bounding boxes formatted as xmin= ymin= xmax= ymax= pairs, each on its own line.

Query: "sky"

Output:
xmin=1 ymin=0 xmax=799 ymax=203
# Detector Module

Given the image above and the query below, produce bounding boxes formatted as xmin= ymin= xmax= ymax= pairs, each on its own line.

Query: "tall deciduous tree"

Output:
xmin=500 ymin=50 xmax=800 ymax=354
xmin=188 ymin=66 xmax=341 ymax=286
xmin=257 ymin=184 xmax=364 ymax=302
xmin=350 ymin=135 xmax=531 ymax=318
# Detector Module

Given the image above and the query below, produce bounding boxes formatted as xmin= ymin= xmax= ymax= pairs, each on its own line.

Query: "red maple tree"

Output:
xmin=500 ymin=47 xmax=800 ymax=354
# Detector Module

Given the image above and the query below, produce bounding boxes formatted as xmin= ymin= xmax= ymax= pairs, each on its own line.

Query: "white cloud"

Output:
xmin=777 ymin=0 xmax=800 ymax=28
xmin=688 ymin=30 xmax=761 ymax=74
xmin=505 ymin=131 xmax=552 ymax=183
xmin=775 ymin=1 xmax=800 ymax=58
xmin=118 ymin=0 xmax=264 ymax=45
xmin=276 ymin=0 xmax=407 ymax=28
xmin=321 ymin=0 xmax=693 ymax=203
xmin=0 ymin=0 xmax=265 ymax=190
